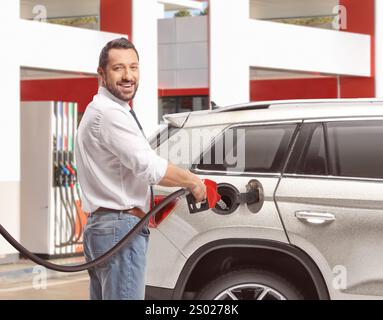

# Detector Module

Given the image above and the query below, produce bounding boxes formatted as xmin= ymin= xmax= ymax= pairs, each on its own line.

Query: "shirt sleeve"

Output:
xmin=99 ymin=108 xmax=168 ymax=185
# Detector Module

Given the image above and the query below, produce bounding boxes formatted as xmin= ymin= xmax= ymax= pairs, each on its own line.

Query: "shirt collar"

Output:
xmin=98 ymin=86 xmax=131 ymax=110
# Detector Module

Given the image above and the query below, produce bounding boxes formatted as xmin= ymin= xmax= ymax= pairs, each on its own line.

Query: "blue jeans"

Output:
xmin=83 ymin=211 xmax=150 ymax=300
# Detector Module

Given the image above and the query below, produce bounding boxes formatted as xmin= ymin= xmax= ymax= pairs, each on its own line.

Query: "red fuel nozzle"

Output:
xmin=203 ymin=179 xmax=221 ymax=209
xmin=187 ymin=179 xmax=221 ymax=214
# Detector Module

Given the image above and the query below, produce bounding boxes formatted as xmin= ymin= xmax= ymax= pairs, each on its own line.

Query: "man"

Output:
xmin=75 ymin=38 xmax=206 ymax=300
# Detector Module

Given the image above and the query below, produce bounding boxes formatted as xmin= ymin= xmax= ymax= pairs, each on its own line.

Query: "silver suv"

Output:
xmin=145 ymin=99 xmax=383 ymax=300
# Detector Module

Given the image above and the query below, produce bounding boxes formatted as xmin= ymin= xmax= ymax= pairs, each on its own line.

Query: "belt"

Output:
xmin=91 ymin=207 xmax=146 ymax=219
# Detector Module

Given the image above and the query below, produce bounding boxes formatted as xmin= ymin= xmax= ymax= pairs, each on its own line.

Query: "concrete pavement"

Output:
xmin=0 ymin=256 xmax=89 ymax=300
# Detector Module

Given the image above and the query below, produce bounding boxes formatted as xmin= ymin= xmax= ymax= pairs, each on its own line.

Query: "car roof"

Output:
xmin=163 ymin=98 xmax=383 ymax=128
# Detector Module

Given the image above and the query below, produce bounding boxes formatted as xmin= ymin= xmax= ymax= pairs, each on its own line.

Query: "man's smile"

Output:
xmin=118 ymin=82 xmax=135 ymax=93
xmin=118 ymin=82 xmax=134 ymax=87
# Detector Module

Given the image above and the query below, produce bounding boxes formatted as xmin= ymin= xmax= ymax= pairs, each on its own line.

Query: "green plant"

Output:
xmin=174 ymin=10 xmax=191 ymax=18
xmin=199 ymin=7 xmax=209 ymax=16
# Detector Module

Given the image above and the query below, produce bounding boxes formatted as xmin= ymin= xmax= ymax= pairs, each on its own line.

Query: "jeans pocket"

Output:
xmin=85 ymin=226 xmax=115 ymax=267
xmin=118 ymin=214 xmax=150 ymax=238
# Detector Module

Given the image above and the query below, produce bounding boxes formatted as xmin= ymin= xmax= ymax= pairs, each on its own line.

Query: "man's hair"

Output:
xmin=98 ymin=37 xmax=139 ymax=70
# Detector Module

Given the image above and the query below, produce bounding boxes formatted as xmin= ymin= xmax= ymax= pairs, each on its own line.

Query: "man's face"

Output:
xmin=98 ymin=48 xmax=140 ymax=102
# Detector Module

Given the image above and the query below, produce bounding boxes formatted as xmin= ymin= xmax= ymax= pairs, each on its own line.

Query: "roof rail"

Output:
xmin=212 ymin=103 xmax=270 ymax=113
xmin=210 ymin=98 xmax=383 ymax=113
xmin=162 ymin=98 xmax=383 ymax=124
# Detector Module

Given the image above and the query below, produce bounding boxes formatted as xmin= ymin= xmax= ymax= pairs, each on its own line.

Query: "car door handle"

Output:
xmin=294 ymin=211 xmax=336 ymax=224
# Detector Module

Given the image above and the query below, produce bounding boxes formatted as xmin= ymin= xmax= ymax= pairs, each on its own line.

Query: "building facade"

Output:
xmin=0 ymin=0 xmax=380 ymax=260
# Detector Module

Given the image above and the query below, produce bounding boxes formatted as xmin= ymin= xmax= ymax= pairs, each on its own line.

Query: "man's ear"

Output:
xmin=97 ymin=67 xmax=106 ymax=86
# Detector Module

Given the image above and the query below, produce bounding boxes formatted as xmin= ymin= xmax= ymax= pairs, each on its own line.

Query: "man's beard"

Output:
xmin=105 ymin=79 xmax=139 ymax=102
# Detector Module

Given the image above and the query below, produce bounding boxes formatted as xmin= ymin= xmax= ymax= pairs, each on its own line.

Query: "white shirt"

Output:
xmin=75 ymin=86 xmax=168 ymax=213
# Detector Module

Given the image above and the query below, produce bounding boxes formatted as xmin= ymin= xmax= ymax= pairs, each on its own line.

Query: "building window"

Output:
xmin=158 ymin=96 xmax=209 ymax=123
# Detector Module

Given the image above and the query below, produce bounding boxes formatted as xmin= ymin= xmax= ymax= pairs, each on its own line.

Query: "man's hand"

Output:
xmin=190 ymin=178 xmax=207 ymax=203
xmin=158 ymin=162 xmax=207 ymax=202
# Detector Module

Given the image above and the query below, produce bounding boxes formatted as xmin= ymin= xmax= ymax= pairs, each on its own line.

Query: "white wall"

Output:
xmin=20 ymin=20 xmax=125 ymax=74
xmin=209 ymin=0 xmax=250 ymax=106
xmin=132 ymin=0 xmax=160 ymax=136
xmin=158 ymin=16 xmax=208 ymax=89
xmin=247 ymin=19 xmax=371 ymax=77
xmin=0 ymin=0 xmax=20 ymax=258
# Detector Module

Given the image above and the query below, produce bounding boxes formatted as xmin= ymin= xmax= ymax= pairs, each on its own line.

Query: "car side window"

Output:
xmin=326 ymin=120 xmax=383 ymax=179
xmin=297 ymin=123 xmax=328 ymax=176
xmin=195 ymin=124 xmax=297 ymax=173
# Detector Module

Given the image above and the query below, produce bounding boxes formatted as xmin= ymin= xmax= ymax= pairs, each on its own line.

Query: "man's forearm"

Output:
xmin=158 ymin=162 xmax=199 ymax=190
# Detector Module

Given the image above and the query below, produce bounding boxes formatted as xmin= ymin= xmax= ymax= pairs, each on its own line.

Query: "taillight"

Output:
xmin=149 ymin=195 xmax=178 ymax=228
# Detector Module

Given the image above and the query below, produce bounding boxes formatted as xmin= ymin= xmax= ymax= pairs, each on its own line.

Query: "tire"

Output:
xmin=196 ymin=268 xmax=304 ymax=300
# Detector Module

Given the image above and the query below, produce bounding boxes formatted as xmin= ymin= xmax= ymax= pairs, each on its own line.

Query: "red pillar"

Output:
xmin=250 ymin=78 xmax=338 ymax=101
xmin=21 ymin=78 xmax=99 ymax=113
xmin=100 ymin=0 xmax=133 ymax=39
xmin=339 ymin=0 xmax=375 ymax=98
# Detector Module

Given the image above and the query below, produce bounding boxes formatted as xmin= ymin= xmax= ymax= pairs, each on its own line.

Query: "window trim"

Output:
xmin=304 ymin=116 xmax=383 ymax=123
xmin=295 ymin=123 xmax=329 ymax=176
xmin=191 ymin=168 xmax=282 ymax=177
xmin=285 ymin=122 xmax=316 ymax=175
xmin=191 ymin=120 xmax=301 ymax=176
xmin=282 ymin=173 xmax=383 ymax=184
xmin=323 ymin=123 xmax=331 ymax=175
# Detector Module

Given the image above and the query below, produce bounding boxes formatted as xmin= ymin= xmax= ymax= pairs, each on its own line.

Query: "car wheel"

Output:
xmin=196 ymin=268 xmax=304 ymax=300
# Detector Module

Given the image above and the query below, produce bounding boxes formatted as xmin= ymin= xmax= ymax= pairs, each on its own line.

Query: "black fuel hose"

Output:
xmin=0 ymin=188 xmax=187 ymax=273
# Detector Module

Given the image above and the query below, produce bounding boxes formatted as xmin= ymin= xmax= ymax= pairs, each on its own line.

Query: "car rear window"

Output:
xmin=152 ymin=124 xmax=226 ymax=169
xmin=326 ymin=120 xmax=383 ymax=179
xmin=195 ymin=123 xmax=297 ymax=173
